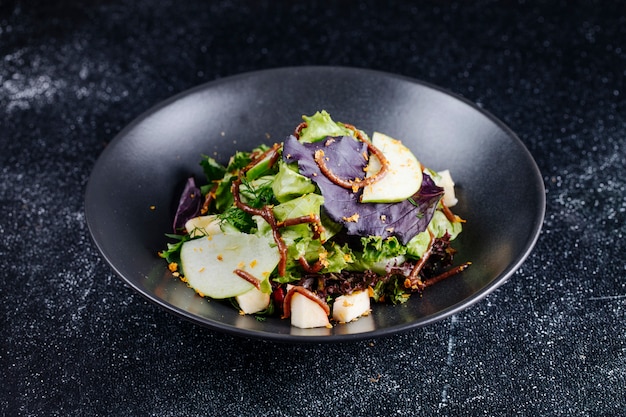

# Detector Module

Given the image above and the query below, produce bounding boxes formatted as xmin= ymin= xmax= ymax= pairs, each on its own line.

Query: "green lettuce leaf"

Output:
xmin=214 ymin=172 xmax=236 ymax=212
xmin=226 ymin=150 xmax=253 ymax=171
xmin=347 ymin=236 xmax=407 ymax=275
xmin=272 ymin=160 xmax=317 ymax=203
xmin=272 ymin=192 xmax=324 ymax=222
xmin=200 ymin=155 xmax=227 ymax=183
xmin=428 ymin=210 xmax=463 ymax=240
xmin=406 ymin=210 xmax=463 ymax=258
xmin=360 ymin=235 xmax=407 ymax=262
xmin=298 ymin=110 xmax=355 ymax=143
xmin=321 ymin=243 xmax=355 ymax=273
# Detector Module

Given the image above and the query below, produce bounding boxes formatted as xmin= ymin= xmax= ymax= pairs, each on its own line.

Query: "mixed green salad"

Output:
xmin=160 ymin=111 xmax=469 ymax=328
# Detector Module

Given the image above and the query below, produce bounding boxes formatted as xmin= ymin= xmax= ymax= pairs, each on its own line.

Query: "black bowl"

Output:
xmin=85 ymin=67 xmax=545 ymax=342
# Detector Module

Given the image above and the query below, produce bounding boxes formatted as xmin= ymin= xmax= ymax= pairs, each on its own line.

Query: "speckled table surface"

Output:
xmin=1 ymin=1 xmax=625 ymax=416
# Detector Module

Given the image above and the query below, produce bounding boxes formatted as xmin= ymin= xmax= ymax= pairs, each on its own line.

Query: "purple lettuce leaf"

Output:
xmin=283 ymin=135 xmax=443 ymax=244
xmin=172 ymin=176 xmax=202 ymax=232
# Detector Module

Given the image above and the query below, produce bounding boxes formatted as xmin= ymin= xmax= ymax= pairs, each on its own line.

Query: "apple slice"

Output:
xmin=285 ymin=286 xmax=331 ymax=329
xmin=361 ymin=132 xmax=423 ymax=203
xmin=290 ymin=292 xmax=331 ymax=328
xmin=332 ymin=290 xmax=371 ymax=323
xmin=434 ymin=169 xmax=458 ymax=207
xmin=185 ymin=215 xmax=222 ymax=238
xmin=236 ymin=287 xmax=271 ymax=314
xmin=180 ymin=232 xmax=279 ymax=299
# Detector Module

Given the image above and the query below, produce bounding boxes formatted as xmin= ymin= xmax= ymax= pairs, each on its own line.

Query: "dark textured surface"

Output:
xmin=1 ymin=1 xmax=624 ymax=415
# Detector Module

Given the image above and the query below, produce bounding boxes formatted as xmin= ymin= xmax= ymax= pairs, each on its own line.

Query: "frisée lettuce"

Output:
xmin=161 ymin=111 xmax=469 ymax=328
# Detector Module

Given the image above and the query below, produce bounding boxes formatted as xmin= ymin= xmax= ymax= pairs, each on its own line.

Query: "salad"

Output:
xmin=160 ymin=111 xmax=470 ymax=328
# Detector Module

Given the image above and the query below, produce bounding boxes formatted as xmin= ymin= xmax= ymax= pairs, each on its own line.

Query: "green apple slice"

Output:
xmin=361 ymin=132 xmax=423 ymax=203
xmin=184 ymin=215 xmax=222 ymax=238
xmin=180 ymin=232 xmax=279 ymax=299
